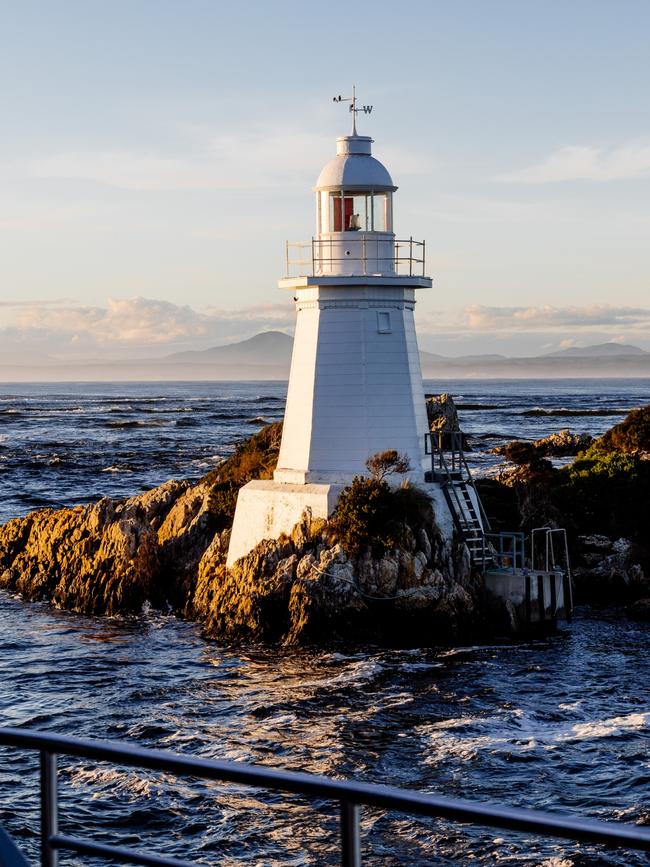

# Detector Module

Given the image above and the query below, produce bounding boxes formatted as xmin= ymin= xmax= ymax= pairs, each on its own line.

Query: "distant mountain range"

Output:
xmin=544 ymin=342 xmax=648 ymax=358
xmin=1 ymin=332 xmax=649 ymax=381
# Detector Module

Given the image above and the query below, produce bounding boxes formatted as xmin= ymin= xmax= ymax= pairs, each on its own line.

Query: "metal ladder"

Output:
xmin=425 ymin=431 xmax=494 ymax=570
xmin=454 ymin=481 xmax=488 ymax=565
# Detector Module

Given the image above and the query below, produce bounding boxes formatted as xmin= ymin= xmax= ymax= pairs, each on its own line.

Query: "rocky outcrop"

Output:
xmin=573 ymin=535 xmax=649 ymax=604
xmin=426 ymin=393 xmax=471 ymax=451
xmin=195 ymin=512 xmax=479 ymax=645
xmin=493 ymin=430 xmax=593 ymax=462
xmin=0 ymin=421 xmax=483 ymax=645
xmin=3 ymin=406 xmax=645 ymax=639
xmin=0 ymin=479 xmax=216 ymax=615
xmin=595 ymin=406 xmax=650 ymax=457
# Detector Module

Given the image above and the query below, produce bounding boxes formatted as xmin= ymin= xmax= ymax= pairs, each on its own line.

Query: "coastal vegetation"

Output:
xmin=326 ymin=451 xmax=433 ymax=557
xmin=204 ymin=421 xmax=282 ymax=528
xmin=478 ymin=406 xmax=650 ymax=608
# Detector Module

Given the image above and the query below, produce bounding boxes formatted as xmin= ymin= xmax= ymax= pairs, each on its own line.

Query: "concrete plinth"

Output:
xmin=226 ymin=480 xmax=343 ymax=567
xmin=484 ymin=569 xmax=570 ymax=629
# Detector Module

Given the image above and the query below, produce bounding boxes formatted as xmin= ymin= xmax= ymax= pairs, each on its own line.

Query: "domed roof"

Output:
xmin=315 ymin=135 xmax=397 ymax=192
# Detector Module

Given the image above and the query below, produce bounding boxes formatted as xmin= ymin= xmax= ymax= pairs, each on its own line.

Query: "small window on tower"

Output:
xmin=377 ymin=311 xmax=391 ymax=334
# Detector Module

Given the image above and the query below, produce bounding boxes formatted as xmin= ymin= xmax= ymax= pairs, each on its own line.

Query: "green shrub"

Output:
xmin=207 ymin=483 xmax=239 ymax=530
xmin=327 ymin=476 xmax=432 ymax=558
xmin=566 ymin=449 xmax=640 ymax=481
xmin=202 ymin=422 xmax=282 ymax=523
xmin=552 ymin=449 xmax=650 ymax=542
xmin=365 ymin=449 xmax=411 ymax=480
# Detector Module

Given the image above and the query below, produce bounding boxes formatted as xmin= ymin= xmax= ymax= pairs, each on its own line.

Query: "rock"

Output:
xmin=0 ymin=478 xmax=214 ymax=616
xmin=0 ymin=421 xmax=484 ymax=646
xmin=595 ymin=406 xmax=650 ymax=456
xmin=395 ymin=585 xmax=442 ymax=610
xmin=573 ymin=537 xmax=649 ymax=603
xmin=578 ymin=534 xmax=613 ymax=552
xmin=493 ymin=430 xmax=593 ymax=461
xmin=418 ymin=528 xmax=432 ymax=561
xmin=196 ymin=502 xmax=481 ymax=645
xmin=425 ymin=393 xmax=471 ymax=451
xmin=535 ymin=430 xmax=593 ymax=457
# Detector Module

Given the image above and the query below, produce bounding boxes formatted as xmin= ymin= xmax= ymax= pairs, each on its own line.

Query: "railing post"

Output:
xmin=340 ymin=800 xmax=361 ymax=867
xmin=409 ymin=236 xmax=413 ymax=276
xmin=40 ymin=750 xmax=58 ymax=867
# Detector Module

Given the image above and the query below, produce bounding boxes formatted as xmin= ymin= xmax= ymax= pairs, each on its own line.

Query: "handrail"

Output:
xmin=285 ymin=237 xmax=427 ymax=278
xmin=425 ymin=431 xmax=492 ymax=532
xmin=2 ymin=728 xmax=650 ymax=865
xmin=1 ymin=727 xmax=650 ymax=866
xmin=531 ymin=527 xmax=574 ymax=615
xmin=484 ymin=531 xmax=526 ymax=574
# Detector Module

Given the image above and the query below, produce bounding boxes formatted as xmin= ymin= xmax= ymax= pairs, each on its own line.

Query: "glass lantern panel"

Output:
xmin=348 ymin=194 xmax=370 ymax=231
xmin=372 ymin=193 xmax=392 ymax=232
xmin=323 ymin=191 xmax=391 ymax=232
xmin=318 ymin=191 xmax=329 ymax=234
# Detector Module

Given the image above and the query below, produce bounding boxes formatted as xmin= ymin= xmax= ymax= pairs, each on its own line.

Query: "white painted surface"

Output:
xmin=227 ymin=480 xmax=343 ymax=567
xmin=314 ymin=232 xmax=395 ymax=277
xmin=315 ymin=135 xmax=396 ymax=191
xmin=424 ymin=483 xmax=455 ymax=540
xmin=274 ymin=283 xmax=430 ymax=485
xmin=279 ymin=275 xmax=431 ymax=289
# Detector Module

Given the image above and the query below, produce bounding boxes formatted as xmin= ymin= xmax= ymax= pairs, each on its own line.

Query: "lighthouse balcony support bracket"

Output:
xmin=285 ymin=236 xmax=427 ymax=279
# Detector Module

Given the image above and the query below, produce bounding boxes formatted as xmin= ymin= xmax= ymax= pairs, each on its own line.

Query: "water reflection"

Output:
xmin=1 ymin=592 xmax=649 ymax=864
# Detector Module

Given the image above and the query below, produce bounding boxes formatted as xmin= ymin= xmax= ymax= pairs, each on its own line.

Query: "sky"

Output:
xmin=1 ymin=0 xmax=650 ymax=362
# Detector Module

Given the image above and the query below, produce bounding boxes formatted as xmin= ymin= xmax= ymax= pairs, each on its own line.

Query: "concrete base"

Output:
xmin=226 ymin=480 xmax=344 ymax=568
xmin=485 ymin=569 xmax=570 ymax=629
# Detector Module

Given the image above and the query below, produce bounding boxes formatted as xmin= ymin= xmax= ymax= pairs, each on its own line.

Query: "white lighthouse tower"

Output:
xmin=227 ymin=93 xmax=432 ymax=566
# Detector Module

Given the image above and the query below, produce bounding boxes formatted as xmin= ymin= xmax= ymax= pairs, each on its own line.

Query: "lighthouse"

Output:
xmin=227 ymin=93 xmax=433 ymax=566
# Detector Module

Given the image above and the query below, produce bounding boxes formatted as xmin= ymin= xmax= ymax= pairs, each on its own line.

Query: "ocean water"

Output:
xmin=0 ymin=378 xmax=649 ymax=865
xmin=0 ymin=378 xmax=648 ymax=525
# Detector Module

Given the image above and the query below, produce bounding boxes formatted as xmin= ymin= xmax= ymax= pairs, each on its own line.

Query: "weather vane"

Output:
xmin=333 ymin=85 xmax=373 ymax=135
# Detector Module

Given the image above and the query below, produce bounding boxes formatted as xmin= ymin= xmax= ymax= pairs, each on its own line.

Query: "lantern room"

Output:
xmin=314 ymin=135 xmax=396 ymax=236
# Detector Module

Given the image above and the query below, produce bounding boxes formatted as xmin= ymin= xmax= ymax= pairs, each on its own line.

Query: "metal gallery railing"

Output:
xmin=1 ymin=728 xmax=650 ymax=866
xmin=285 ymin=236 xmax=426 ymax=278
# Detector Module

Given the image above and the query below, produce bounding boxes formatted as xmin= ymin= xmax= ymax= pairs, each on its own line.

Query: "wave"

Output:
xmin=105 ymin=420 xmax=172 ymax=429
xmin=521 ymin=408 xmax=630 ymax=417
xmin=456 ymin=403 xmax=509 ymax=410
xmin=419 ymin=709 xmax=650 ymax=763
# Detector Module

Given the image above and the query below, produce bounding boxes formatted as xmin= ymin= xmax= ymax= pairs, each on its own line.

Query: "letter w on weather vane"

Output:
xmin=333 ymin=85 xmax=373 ymax=134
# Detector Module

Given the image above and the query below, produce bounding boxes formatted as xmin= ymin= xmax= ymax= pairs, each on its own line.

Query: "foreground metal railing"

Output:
xmin=1 ymin=727 xmax=650 ymax=866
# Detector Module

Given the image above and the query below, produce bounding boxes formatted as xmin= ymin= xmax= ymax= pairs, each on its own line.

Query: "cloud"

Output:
xmin=3 ymin=297 xmax=649 ymax=364
xmin=0 ymin=297 xmax=295 ymax=359
xmin=500 ymin=142 xmax=650 ymax=184
xmin=463 ymin=304 xmax=650 ymax=331
xmin=0 ymin=298 xmax=73 ymax=308
xmin=2 ymin=126 xmax=328 ymax=192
